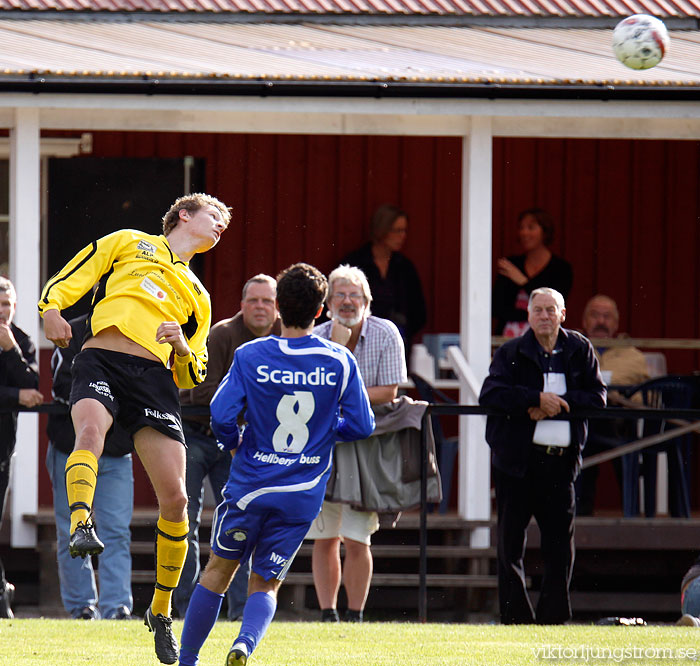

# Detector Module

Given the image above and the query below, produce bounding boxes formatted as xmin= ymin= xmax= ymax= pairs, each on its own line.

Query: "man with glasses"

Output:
xmin=307 ymin=265 xmax=406 ymax=622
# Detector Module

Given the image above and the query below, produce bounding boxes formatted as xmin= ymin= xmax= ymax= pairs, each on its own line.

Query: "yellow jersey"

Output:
xmin=39 ymin=229 xmax=211 ymax=389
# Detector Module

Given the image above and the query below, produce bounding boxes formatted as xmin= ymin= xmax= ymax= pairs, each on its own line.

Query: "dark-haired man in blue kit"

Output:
xmin=178 ymin=263 xmax=374 ymax=666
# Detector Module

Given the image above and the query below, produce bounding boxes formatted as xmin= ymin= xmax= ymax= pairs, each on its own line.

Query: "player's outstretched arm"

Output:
xmin=210 ymin=353 xmax=246 ymax=450
xmin=38 ymin=231 xmax=126 ymax=319
xmin=42 ymin=309 xmax=73 ymax=348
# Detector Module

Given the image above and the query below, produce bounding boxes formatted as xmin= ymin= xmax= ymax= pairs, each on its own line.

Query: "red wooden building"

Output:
xmin=0 ymin=0 xmax=698 ymax=537
xmin=25 ymin=130 xmax=700 ymax=512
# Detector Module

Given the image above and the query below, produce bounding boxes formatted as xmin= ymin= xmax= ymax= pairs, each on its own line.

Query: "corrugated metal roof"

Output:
xmin=0 ymin=20 xmax=698 ymax=88
xmin=0 ymin=0 xmax=698 ymax=17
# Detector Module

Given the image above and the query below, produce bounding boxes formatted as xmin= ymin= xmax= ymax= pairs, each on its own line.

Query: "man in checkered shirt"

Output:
xmin=307 ymin=264 xmax=406 ymax=623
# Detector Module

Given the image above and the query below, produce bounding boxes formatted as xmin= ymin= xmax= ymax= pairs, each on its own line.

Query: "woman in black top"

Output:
xmin=342 ymin=204 xmax=426 ymax=350
xmin=493 ymin=208 xmax=573 ymax=337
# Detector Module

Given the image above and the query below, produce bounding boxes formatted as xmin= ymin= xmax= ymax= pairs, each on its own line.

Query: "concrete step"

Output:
xmin=128 ymin=541 xmax=496 ymax=559
xmin=130 ymin=570 xmax=498 ymax=588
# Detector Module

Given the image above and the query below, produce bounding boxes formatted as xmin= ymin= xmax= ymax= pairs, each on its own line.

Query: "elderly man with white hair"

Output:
xmin=479 ymin=287 xmax=606 ymax=625
xmin=307 ymin=264 xmax=406 ymax=623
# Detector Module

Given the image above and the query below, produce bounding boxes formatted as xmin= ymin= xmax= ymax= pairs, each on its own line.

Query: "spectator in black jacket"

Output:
xmin=341 ymin=204 xmax=426 ymax=353
xmin=46 ymin=314 xmax=134 ymax=620
xmin=0 ymin=277 xmax=43 ymax=619
xmin=479 ymin=287 xmax=606 ymax=625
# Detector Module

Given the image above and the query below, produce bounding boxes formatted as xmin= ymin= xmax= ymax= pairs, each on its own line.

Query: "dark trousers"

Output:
xmin=0 ymin=438 xmax=16 ymax=584
xmin=494 ymin=449 xmax=575 ymax=625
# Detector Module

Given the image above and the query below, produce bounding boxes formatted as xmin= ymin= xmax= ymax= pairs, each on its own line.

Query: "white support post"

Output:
xmin=459 ymin=117 xmax=493 ymax=546
xmin=9 ymin=107 xmax=40 ymax=548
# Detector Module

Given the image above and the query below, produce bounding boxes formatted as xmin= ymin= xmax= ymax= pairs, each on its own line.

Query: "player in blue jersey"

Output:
xmin=178 ymin=263 xmax=375 ymax=666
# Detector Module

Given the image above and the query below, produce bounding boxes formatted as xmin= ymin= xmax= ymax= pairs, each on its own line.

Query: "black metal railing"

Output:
xmin=418 ymin=402 xmax=700 ymax=622
xmin=14 ymin=400 xmax=700 ymax=622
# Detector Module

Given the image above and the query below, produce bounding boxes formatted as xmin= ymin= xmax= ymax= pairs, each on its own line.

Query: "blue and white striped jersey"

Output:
xmin=210 ymin=334 xmax=375 ymax=522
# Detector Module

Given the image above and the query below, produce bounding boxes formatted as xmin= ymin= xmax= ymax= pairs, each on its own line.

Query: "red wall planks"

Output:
xmin=491 ymin=137 xmax=700 ymax=368
xmin=40 ymin=130 xmax=700 ymax=509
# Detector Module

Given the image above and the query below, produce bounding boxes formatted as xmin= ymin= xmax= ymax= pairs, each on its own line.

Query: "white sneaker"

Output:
xmin=677 ymin=614 xmax=700 ymax=627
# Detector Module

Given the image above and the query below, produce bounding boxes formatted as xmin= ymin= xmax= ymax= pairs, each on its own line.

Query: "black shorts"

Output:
xmin=70 ymin=347 xmax=185 ymax=446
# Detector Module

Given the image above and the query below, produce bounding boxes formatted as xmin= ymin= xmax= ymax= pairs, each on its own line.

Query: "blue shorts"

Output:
xmin=210 ymin=490 xmax=311 ymax=582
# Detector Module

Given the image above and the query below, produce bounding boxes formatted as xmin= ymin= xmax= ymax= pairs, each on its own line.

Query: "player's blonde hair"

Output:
xmin=161 ymin=193 xmax=232 ymax=236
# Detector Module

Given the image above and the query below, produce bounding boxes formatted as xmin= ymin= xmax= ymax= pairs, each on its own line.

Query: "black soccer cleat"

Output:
xmin=226 ymin=643 xmax=249 ymax=666
xmin=144 ymin=606 xmax=179 ymax=665
xmin=69 ymin=520 xmax=104 ymax=559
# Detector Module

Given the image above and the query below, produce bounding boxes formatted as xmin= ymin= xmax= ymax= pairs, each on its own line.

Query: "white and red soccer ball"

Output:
xmin=612 ymin=14 xmax=670 ymax=70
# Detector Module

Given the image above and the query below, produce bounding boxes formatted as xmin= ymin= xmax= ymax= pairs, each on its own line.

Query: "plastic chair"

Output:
xmin=643 ymin=352 xmax=668 ymax=379
xmin=409 ymin=373 xmax=458 ymax=514
xmin=622 ymin=375 xmax=695 ymax=518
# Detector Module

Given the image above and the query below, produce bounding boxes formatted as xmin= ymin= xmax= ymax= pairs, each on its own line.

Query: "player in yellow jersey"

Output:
xmin=38 ymin=193 xmax=231 ymax=665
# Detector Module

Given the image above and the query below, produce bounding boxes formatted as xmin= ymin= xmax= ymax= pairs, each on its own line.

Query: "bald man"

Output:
xmin=581 ymin=295 xmax=649 ymax=389
xmin=575 ymin=294 xmax=649 ymax=516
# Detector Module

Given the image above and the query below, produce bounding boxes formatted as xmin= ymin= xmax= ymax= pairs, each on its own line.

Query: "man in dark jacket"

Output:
xmin=479 ymin=287 xmax=606 ymax=625
xmin=0 ymin=277 xmax=43 ymax=619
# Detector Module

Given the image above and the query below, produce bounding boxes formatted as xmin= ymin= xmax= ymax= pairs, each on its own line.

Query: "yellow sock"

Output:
xmin=151 ymin=516 xmax=189 ymax=618
xmin=65 ymin=450 xmax=99 ymax=534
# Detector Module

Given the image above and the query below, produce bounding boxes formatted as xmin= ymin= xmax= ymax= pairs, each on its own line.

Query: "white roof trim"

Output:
xmin=0 ymin=95 xmax=698 ymax=140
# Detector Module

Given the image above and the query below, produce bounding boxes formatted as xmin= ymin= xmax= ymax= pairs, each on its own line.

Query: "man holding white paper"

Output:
xmin=479 ymin=287 xmax=606 ymax=625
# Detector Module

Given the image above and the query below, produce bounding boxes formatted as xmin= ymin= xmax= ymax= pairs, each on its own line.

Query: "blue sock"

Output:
xmin=235 ymin=591 xmax=277 ymax=656
xmin=179 ymin=584 xmax=224 ymax=666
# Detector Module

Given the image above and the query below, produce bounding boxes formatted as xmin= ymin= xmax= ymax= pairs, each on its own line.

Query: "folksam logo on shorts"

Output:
xmin=89 ymin=381 xmax=114 ymax=401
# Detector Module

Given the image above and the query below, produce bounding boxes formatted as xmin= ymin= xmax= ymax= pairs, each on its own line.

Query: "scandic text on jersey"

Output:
xmin=255 ymin=364 xmax=337 ymax=386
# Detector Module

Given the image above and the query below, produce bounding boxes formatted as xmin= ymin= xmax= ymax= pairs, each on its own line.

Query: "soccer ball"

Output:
xmin=612 ymin=14 xmax=670 ymax=70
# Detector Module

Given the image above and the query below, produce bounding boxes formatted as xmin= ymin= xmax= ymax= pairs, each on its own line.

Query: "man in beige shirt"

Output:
xmin=583 ymin=295 xmax=649 ymax=389
xmin=576 ymin=294 xmax=650 ymax=516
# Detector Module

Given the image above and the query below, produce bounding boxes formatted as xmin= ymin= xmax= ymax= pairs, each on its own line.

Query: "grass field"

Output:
xmin=1 ymin=619 xmax=700 ymax=666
